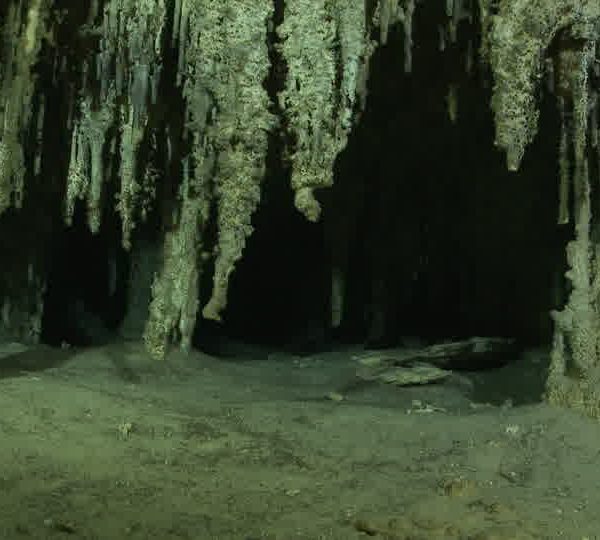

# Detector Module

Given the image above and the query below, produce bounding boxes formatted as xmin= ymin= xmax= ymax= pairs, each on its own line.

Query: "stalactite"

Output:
xmin=106 ymin=0 xmax=165 ymax=243
xmin=446 ymin=84 xmax=458 ymax=124
xmin=557 ymin=97 xmax=570 ymax=226
xmin=337 ymin=1 xmax=373 ymax=131
xmin=179 ymin=0 xmax=275 ymax=324
xmin=402 ymin=0 xmax=415 ymax=73
xmin=279 ymin=0 xmax=370 ymax=222
xmin=278 ymin=0 xmax=337 ymax=223
xmin=65 ymin=0 xmax=164 ymax=238
xmin=477 ymin=0 xmax=492 ymax=60
xmin=372 ymin=0 xmax=416 ymax=72
xmin=448 ymin=0 xmax=459 ymax=43
xmin=0 ymin=0 xmax=598 ymax=378
xmin=0 ymin=0 xmax=51 ymax=214
xmin=0 ymin=0 xmax=54 ymax=347
xmin=116 ymin=104 xmax=146 ymax=248
xmin=65 ymin=93 xmax=114 ymax=232
xmin=465 ymin=40 xmax=474 ymax=75
xmin=175 ymin=0 xmax=190 ymax=87
xmin=376 ymin=0 xmax=397 ymax=46
xmin=489 ymin=0 xmax=600 ymax=171
xmin=591 ymin=89 xmax=598 ymax=151
xmin=438 ymin=25 xmax=446 ymax=52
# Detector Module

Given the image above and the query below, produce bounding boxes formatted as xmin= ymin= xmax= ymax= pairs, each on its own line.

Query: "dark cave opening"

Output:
xmin=40 ymin=203 xmax=128 ymax=347
xmin=332 ymin=8 xmax=568 ymax=349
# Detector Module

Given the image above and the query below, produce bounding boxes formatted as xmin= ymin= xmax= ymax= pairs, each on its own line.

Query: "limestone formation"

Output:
xmin=0 ymin=0 xmax=599 ymax=418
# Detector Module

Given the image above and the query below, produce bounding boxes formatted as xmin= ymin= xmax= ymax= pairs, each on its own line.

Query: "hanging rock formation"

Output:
xmin=0 ymin=0 xmax=599 ymax=417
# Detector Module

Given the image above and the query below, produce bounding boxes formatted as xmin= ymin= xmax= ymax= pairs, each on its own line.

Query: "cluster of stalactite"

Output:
xmin=477 ymin=0 xmax=600 ymax=414
xmin=0 ymin=0 xmax=599 ymax=394
xmin=66 ymin=0 xmax=167 ymax=240
xmin=486 ymin=0 xmax=600 ymax=415
xmin=0 ymin=0 xmax=373 ymax=358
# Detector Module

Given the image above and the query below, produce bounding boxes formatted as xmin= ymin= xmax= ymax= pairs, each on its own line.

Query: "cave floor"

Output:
xmin=0 ymin=340 xmax=596 ymax=539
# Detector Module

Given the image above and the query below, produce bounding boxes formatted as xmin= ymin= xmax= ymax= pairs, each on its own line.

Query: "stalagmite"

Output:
xmin=330 ymin=267 xmax=345 ymax=329
xmin=143 ymin=159 xmax=207 ymax=359
xmin=142 ymin=0 xmax=216 ymax=357
xmin=544 ymin=40 xmax=600 ymax=414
